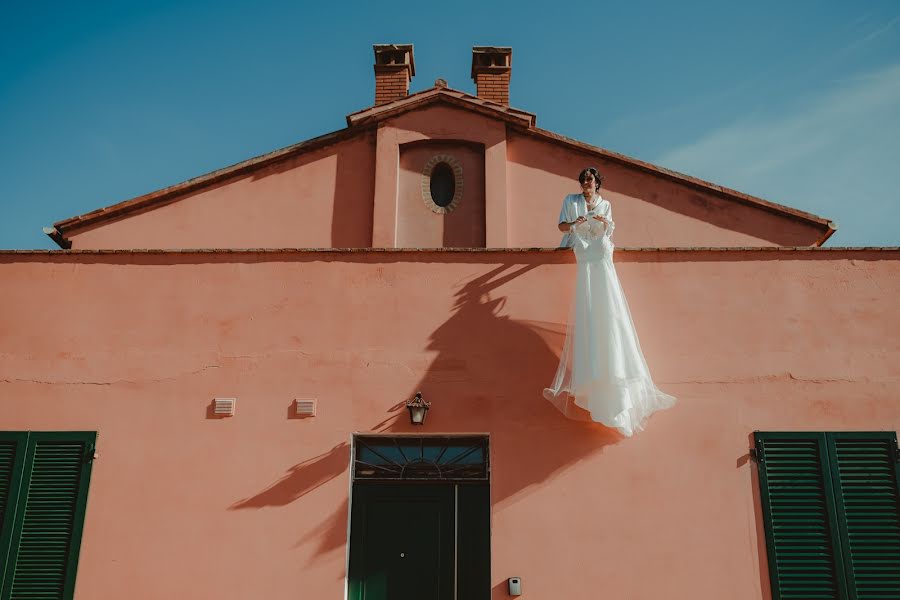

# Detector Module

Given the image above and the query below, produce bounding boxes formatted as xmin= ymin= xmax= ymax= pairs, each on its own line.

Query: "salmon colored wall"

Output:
xmin=506 ymin=132 xmax=827 ymax=248
xmin=397 ymin=141 xmax=486 ymax=247
xmin=1 ymin=249 xmax=897 ymax=600
xmin=66 ymin=133 xmax=377 ymax=250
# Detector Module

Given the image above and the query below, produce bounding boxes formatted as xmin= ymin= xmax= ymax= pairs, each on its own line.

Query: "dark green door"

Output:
xmin=349 ymin=484 xmax=454 ymax=600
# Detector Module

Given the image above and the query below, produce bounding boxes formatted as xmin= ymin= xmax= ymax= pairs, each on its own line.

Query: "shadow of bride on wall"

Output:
xmin=230 ymin=262 xmax=622 ymax=565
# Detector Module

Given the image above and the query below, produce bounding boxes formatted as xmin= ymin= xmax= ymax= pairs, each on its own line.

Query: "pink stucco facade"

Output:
xmin=1 ymin=248 xmax=898 ymax=599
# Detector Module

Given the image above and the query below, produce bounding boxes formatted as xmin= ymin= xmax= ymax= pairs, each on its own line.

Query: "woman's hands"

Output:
xmin=566 ymin=215 xmax=587 ymax=231
xmin=567 ymin=215 xmax=608 ymax=231
xmin=563 ymin=214 xmax=608 ymax=232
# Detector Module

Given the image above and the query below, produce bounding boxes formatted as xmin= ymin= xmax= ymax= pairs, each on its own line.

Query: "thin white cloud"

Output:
xmin=841 ymin=16 xmax=900 ymax=55
xmin=861 ymin=16 xmax=899 ymax=44
xmin=656 ymin=62 xmax=900 ymax=246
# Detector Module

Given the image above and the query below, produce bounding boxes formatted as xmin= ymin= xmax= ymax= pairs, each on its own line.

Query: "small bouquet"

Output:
xmin=574 ymin=212 xmax=608 ymax=242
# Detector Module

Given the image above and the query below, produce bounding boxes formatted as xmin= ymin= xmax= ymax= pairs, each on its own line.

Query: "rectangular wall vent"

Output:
xmin=295 ymin=399 xmax=317 ymax=417
xmin=213 ymin=397 xmax=236 ymax=416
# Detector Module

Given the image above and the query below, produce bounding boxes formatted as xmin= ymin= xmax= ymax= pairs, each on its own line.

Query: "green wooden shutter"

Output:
xmin=0 ymin=434 xmax=27 ymax=524
xmin=827 ymin=432 xmax=900 ymax=600
xmin=0 ymin=432 xmax=96 ymax=600
xmin=754 ymin=432 xmax=849 ymax=600
xmin=0 ymin=433 xmax=29 ymax=579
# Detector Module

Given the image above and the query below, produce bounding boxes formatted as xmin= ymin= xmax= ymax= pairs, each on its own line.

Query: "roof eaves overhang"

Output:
xmin=41 ymin=227 xmax=71 ymax=249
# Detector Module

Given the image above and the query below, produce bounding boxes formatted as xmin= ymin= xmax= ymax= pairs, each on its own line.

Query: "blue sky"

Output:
xmin=1 ymin=0 xmax=898 ymax=248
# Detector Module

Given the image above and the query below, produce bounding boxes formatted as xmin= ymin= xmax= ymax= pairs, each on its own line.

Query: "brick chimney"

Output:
xmin=471 ymin=46 xmax=512 ymax=105
xmin=374 ymin=44 xmax=415 ymax=105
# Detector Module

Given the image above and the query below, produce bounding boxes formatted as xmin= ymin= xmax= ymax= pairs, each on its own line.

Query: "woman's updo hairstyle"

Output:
xmin=578 ymin=167 xmax=604 ymax=192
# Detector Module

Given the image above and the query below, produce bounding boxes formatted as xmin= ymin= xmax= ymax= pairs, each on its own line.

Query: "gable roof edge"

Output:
xmin=515 ymin=125 xmax=837 ymax=246
xmin=49 ymin=92 xmax=837 ymax=249
xmin=50 ymin=124 xmax=374 ymax=243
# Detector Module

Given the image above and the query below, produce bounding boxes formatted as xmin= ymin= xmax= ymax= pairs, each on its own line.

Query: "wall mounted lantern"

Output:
xmin=406 ymin=392 xmax=431 ymax=425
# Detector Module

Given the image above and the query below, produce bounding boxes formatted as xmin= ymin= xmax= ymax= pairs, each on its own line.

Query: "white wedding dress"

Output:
xmin=544 ymin=197 xmax=675 ymax=436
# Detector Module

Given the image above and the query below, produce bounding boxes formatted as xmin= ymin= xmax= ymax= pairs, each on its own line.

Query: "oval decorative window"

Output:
xmin=430 ymin=163 xmax=455 ymax=207
xmin=421 ymin=154 xmax=463 ymax=214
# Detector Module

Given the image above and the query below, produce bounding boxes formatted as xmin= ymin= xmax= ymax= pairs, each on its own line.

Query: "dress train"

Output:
xmin=543 ymin=222 xmax=675 ymax=436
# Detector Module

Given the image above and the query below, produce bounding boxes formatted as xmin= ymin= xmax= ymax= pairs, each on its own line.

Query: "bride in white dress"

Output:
xmin=543 ymin=167 xmax=675 ymax=436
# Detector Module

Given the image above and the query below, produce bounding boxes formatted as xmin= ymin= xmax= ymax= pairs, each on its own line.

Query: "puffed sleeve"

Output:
xmin=558 ymin=195 xmax=572 ymax=225
xmin=602 ymin=200 xmax=615 ymax=240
